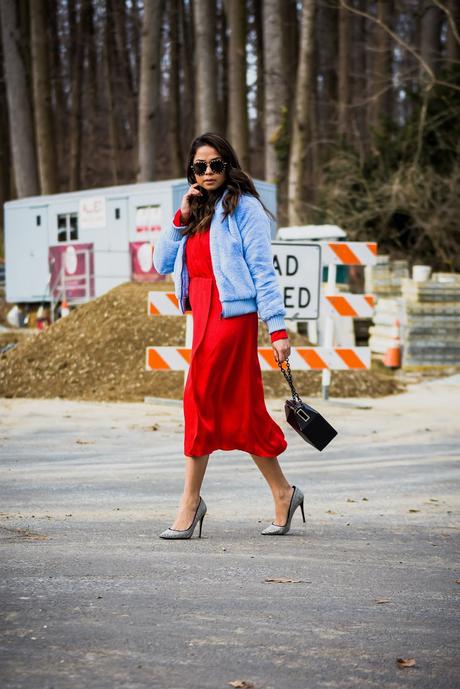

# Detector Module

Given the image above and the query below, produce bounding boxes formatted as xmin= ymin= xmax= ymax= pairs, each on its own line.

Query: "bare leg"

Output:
xmin=250 ymin=454 xmax=295 ymax=526
xmin=170 ymin=454 xmax=210 ymax=530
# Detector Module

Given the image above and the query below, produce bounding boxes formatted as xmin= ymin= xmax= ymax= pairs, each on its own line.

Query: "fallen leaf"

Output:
xmin=396 ymin=657 xmax=416 ymax=667
xmin=75 ymin=439 xmax=95 ymax=445
xmin=229 ymin=682 xmax=254 ymax=689
xmin=408 ymin=509 xmax=420 ymax=513
xmin=375 ymin=598 xmax=391 ymax=604
xmin=264 ymin=577 xmax=303 ymax=584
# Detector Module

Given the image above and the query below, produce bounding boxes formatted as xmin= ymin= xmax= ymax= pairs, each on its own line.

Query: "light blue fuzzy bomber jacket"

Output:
xmin=152 ymin=190 xmax=286 ymax=334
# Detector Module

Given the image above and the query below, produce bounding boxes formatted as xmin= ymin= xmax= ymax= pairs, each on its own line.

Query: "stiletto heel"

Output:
xmin=261 ymin=486 xmax=306 ymax=535
xmin=159 ymin=497 xmax=207 ymax=539
xmin=300 ymin=499 xmax=306 ymax=523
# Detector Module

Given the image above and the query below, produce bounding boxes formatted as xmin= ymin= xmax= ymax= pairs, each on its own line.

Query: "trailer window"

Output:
xmin=57 ymin=213 xmax=78 ymax=242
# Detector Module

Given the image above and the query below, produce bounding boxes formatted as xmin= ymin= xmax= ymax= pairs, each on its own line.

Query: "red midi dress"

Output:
xmin=183 ymin=225 xmax=288 ymax=458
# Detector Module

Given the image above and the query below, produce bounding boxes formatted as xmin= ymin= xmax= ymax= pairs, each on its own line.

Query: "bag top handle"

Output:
xmin=277 ymin=357 xmax=302 ymax=403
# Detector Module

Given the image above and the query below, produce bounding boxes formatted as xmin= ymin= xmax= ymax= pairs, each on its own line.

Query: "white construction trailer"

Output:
xmin=4 ymin=178 xmax=277 ymax=307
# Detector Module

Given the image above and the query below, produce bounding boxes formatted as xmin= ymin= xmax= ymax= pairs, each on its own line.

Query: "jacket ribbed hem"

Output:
xmin=166 ymin=223 xmax=187 ymax=241
xmin=221 ymin=298 xmax=257 ymax=317
xmin=265 ymin=314 xmax=287 ymax=334
xmin=221 ymin=299 xmax=286 ymax=334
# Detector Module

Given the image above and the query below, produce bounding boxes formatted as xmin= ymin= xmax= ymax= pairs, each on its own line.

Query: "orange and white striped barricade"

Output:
xmin=319 ymin=241 xmax=378 ymax=399
xmin=145 ymin=346 xmax=371 ymax=372
xmin=320 ymin=242 xmax=377 ymax=266
xmin=147 ymin=291 xmax=185 ymax=316
xmin=147 ymin=291 xmax=192 ymax=389
xmin=323 ymin=294 xmax=375 ymax=318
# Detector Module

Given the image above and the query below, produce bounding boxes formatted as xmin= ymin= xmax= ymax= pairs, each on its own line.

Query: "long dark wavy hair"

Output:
xmin=180 ymin=132 xmax=275 ymax=236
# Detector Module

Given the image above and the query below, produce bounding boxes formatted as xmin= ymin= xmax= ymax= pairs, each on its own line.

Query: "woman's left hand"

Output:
xmin=272 ymin=337 xmax=291 ymax=364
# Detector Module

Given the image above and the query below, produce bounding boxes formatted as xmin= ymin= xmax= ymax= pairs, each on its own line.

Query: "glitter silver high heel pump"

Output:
xmin=159 ymin=496 xmax=207 ymax=539
xmin=261 ymin=485 xmax=305 ymax=535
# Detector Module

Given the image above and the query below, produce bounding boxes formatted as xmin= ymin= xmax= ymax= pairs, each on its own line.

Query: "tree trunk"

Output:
xmin=351 ymin=0 xmax=368 ymax=157
xmin=369 ymin=0 xmax=393 ymax=130
xmin=0 ymin=0 xmax=39 ymax=197
xmin=81 ymin=0 xmax=98 ymax=186
xmin=169 ymin=0 xmax=183 ymax=176
xmin=287 ymin=0 xmax=315 ymax=225
xmin=420 ymin=0 xmax=443 ymax=80
xmin=48 ymin=0 xmax=65 ymax=189
xmin=193 ymin=0 xmax=219 ymax=134
xmin=180 ymin=0 xmax=196 ymax=147
xmin=217 ymin=0 xmax=228 ymax=136
xmin=227 ymin=0 xmax=249 ymax=168
xmin=316 ymin=0 xmax=338 ymax=143
xmin=103 ymin=0 xmax=120 ymax=185
xmin=337 ymin=2 xmax=350 ymax=138
xmin=111 ymin=0 xmax=136 ymax=164
xmin=0 ymin=26 xmax=12 ymax=229
xmin=446 ymin=0 xmax=460 ymax=66
xmin=282 ymin=0 xmax=299 ymax=137
xmin=252 ymin=0 xmax=264 ymax=171
xmin=30 ymin=0 xmax=58 ymax=194
xmin=137 ymin=0 xmax=164 ymax=182
xmin=68 ymin=0 xmax=85 ymax=190
xmin=263 ymin=0 xmax=286 ymax=183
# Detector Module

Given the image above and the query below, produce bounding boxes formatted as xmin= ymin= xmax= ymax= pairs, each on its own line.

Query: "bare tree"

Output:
xmin=287 ymin=0 xmax=315 ymax=225
xmin=369 ymin=0 xmax=394 ymax=129
xmin=316 ymin=0 xmax=338 ymax=143
xmin=193 ymin=0 xmax=220 ymax=134
xmin=227 ymin=0 xmax=249 ymax=168
xmin=103 ymin=0 xmax=120 ymax=185
xmin=179 ymin=0 xmax=196 ymax=146
xmin=420 ymin=0 xmax=444 ymax=79
xmin=446 ymin=0 xmax=460 ymax=65
xmin=137 ymin=0 xmax=164 ymax=182
xmin=251 ymin=0 xmax=265 ymax=171
xmin=30 ymin=0 xmax=58 ymax=194
xmin=263 ymin=0 xmax=286 ymax=182
xmin=168 ymin=0 xmax=183 ymax=176
xmin=216 ymin=0 xmax=228 ymax=136
xmin=337 ymin=2 xmax=351 ymax=137
xmin=0 ymin=0 xmax=39 ymax=197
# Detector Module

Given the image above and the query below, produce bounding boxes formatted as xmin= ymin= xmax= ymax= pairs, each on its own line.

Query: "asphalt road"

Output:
xmin=1 ymin=377 xmax=459 ymax=689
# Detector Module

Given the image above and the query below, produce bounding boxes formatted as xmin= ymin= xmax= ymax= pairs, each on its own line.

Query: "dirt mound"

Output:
xmin=0 ymin=282 xmax=404 ymax=401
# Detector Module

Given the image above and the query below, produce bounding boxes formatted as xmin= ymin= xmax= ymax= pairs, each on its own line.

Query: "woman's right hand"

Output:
xmin=180 ymin=183 xmax=203 ymax=224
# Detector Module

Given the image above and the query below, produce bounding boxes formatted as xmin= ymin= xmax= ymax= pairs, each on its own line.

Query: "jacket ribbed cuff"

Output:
xmin=266 ymin=314 xmax=287 ymax=334
xmin=166 ymin=223 xmax=187 ymax=241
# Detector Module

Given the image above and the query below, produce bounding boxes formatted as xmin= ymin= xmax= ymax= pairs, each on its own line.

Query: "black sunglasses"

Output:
xmin=190 ymin=159 xmax=228 ymax=176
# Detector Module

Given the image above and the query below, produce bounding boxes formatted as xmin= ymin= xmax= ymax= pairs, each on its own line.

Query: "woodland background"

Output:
xmin=0 ymin=0 xmax=459 ymax=270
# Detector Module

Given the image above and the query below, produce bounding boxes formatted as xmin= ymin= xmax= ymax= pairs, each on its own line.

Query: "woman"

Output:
xmin=153 ymin=132 xmax=305 ymax=539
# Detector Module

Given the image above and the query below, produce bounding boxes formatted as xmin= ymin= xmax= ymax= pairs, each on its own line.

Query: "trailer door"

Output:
xmin=5 ymin=205 xmax=49 ymax=303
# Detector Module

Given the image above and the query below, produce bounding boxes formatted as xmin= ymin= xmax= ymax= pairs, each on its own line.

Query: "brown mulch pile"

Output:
xmin=0 ymin=281 xmax=404 ymax=402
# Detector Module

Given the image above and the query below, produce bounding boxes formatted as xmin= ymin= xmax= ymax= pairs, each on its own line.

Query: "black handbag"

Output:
xmin=278 ymin=358 xmax=338 ymax=451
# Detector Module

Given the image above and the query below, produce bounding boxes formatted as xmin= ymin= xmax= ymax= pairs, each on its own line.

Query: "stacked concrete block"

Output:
xmin=364 ymin=256 xmax=409 ymax=298
xmin=401 ymin=274 xmax=460 ymax=367
xmin=368 ymin=298 xmax=403 ymax=356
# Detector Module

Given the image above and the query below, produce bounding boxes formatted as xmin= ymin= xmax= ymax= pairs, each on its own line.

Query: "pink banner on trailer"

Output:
xmin=130 ymin=242 xmax=166 ymax=283
xmin=49 ymin=243 xmax=95 ymax=300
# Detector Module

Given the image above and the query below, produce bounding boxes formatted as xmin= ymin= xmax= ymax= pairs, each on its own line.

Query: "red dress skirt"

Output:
xmin=183 ymin=227 xmax=288 ymax=458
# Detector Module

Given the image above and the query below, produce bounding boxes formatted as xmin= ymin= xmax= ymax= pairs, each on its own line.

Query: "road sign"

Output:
xmin=271 ymin=242 xmax=321 ymax=320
